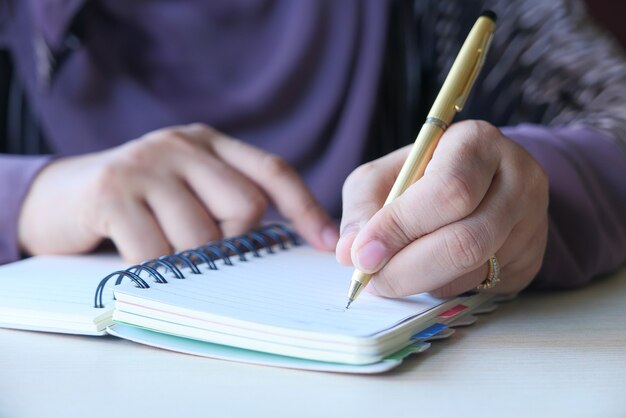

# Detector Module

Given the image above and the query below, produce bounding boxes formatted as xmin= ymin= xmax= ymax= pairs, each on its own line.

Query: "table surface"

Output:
xmin=1 ymin=268 xmax=625 ymax=418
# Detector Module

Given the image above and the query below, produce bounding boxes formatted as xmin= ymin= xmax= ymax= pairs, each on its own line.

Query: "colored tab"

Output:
xmin=386 ymin=342 xmax=431 ymax=360
xmin=426 ymin=327 xmax=455 ymax=341
xmin=439 ymin=304 xmax=468 ymax=319
xmin=459 ymin=290 xmax=479 ymax=297
xmin=411 ymin=323 xmax=448 ymax=340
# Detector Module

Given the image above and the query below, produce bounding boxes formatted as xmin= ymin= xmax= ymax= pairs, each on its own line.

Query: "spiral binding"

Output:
xmin=93 ymin=223 xmax=300 ymax=308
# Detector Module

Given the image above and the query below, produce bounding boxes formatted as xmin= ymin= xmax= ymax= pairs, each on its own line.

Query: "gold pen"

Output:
xmin=345 ymin=11 xmax=497 ymax=309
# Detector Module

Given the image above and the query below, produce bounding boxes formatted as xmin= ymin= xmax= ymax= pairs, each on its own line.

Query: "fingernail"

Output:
xmin=355 ymin=240 xmax=387 ymax=273
xmin=321 ymin=225 xmax=340 ymax=250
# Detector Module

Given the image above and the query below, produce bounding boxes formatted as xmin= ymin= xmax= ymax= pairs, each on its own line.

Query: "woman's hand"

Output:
xmin=336 ymin=120 xmax=549 ymax=297
xmin=18 ymin=124 xmax=338 ymax=262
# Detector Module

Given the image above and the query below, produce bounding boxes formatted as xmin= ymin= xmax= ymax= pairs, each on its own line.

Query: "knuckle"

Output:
xmin=343 ymin=161 xmax=395 ymax=213
xmin=232 ymin=193 xmax=268 ymax=223
xmin=298 ymin=196 xmax=326 ymax=225
xmin=529 ymin=160 xmax=549 ymax=203
xmin=144 ymin=129 xmax=198 ymax=156
xmin=441 ymin=223 xmax=490 ymax=272
xmin=361 ymin=160 xmax=382 ymax=178
xmin=248 ymin=193 xmax=268 ymax=216
xmin=186 ymin=122 xmax=213 ymax=133
xmin=382 ymin=204 xmax=415 ymax=246
xmin=184 ymin=123 xmax=221 ymax=143
xmin=435 ymin=170 xmax=476 ymax=216
xmin=90 ymin=161 xmax=126 ymax=199
xmin=262 ymin=154 xmax=294 ymax=178
xmin=343 ymin=161 xmax=378 ymax=192
xmin=464 ymin=119 xmax=500 ymax=141
xmin=339 ymin=203 xmax=373 ymax=234
xmin=453 ymin=120 xmax=501 ymax=156
xmin=339 ymin=220 xmax=361 ymax=237
xmin=509 ymin=146 xmax=549 ymax=208
xmin=120 ymin=139 xmax=155 ymax=169
xmin=353 ymin=161 xmax=378 ymax=178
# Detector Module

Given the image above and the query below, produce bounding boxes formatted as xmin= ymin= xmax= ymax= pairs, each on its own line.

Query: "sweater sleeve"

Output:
xmin=501 ymin=124 xmax=626 ymax=289
xmin=465 ymin=0 xmax=626 ymax=145
xmin=0 ymin=155 xmax=52 ymax=264
xmin=454 ymin=0 xmax=626 ymax=287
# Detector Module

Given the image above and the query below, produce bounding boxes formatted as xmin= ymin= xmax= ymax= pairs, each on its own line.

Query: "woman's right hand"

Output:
xmin=18 ymin=124 xmax=338 ymax=263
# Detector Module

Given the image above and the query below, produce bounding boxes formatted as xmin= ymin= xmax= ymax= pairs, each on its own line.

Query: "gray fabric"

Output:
xmin=463 ymin=0 xmax=626 ymax=147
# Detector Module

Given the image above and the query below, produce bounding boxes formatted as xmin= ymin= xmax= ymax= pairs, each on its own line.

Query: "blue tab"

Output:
xmin=459 ymin=290 xmax=478 ymax=297
xmin=411 ymin=323 xmax=448 ymax=340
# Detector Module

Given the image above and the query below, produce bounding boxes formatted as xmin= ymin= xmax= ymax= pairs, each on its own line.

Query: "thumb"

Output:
xmin=348 ymin=190 xmax=423 ymax=273
xmin=336 ymin=147 xmax=410 ymax=265
xmin=349 ymin=120 xmax=503 ymax=273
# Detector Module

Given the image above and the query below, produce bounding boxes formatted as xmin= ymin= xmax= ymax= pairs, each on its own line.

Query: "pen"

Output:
xmin=345 ymin=10 xmax=497 ymax=309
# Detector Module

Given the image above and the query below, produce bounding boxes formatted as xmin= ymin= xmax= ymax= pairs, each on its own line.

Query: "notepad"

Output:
xmin=0 ymin=224 xmax=495 ymax=372
xmin=0 ymin=254 xmax=125 ymax=334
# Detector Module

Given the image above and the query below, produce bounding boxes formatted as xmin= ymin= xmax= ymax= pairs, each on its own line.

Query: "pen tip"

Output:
xmin=345 ymin=300 xmax=352 ymax=310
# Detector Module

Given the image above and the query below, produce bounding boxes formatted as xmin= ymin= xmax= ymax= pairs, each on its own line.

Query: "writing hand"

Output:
xmin=337 ymin=120 xmax=548 ymax=297
xmin=19 ymin=124 xmax=338 ymax=262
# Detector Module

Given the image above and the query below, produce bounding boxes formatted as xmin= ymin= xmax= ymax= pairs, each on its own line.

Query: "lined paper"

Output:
xmin=0 ymin=255 xmax=126 ymax=333
xmin=114 ymin=246 xmax=444 ymax=338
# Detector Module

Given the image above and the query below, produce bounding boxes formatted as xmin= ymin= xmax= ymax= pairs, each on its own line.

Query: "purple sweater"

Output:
xmin=1 ymin=0 xmax=625 ymax=290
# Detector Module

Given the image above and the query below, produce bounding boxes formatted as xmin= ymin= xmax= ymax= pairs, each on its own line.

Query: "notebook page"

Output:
xmin=108 ymin=323 xmax=422 ymax=374
xmin=0 ymin=254 xmax=126 ymax=333
xmin=113 ymin=245 xmax=446 ymax=338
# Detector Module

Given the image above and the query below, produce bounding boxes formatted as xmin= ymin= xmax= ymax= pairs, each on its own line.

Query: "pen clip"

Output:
xmin=455 ymin=31 xmax=494 ymax=112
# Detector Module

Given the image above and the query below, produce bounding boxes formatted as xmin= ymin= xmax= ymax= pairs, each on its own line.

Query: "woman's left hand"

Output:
xmin=336 ymin=120 xmax=549 ymax=297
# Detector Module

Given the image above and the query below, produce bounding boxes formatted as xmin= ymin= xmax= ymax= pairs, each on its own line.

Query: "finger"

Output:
xmin=201 ymin=130 xmax=338 ymax=250
xmin=480 ymin=219 xmax=546 ymax=294
xmin=144 ymin=175 xmax=222 ymax=251
xmin=369 ymin=170 xmax=519 ymax=298
xmin=426 ymin=261 xmax=489 ymax=299
xmin=427 ymin=203 xmax=548 ymax=297
xmin=183 ymin=153 xmax=269 ymax=238
xmin=106 ymin=199 xmax=172 ymax=263
xmin=424 ymin=230 xmax=518 ymax=299
xmin=438 ymin=150 xmax=548 ymax=296
xmin=151 ymin=129 xmax=271 ymax=238
xmin=438 ymin=137 xmax=548 ymax=295
xmin=351 ymin=120 xmax=502 ymax=274
xmin=337 ymin=149 xmax=408 ymax=265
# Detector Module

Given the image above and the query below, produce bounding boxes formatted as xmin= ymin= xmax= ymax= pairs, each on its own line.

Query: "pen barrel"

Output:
xmin=384 ymin=123 xmax=444 ymax=205
xmin=346 ymin=12 xmax=495 ymax=307
xmin=429 ymin=15 xmax=495 ymax=120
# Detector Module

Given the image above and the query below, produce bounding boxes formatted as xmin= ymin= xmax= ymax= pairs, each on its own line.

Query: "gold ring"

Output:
xmin=476 ymin=255 xmax=500 ymax=290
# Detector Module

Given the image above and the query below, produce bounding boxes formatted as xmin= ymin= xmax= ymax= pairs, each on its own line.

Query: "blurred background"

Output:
xmin=1 ymin=1 xmax=625 ymax=155
xmin=585 ymin=0 xmax=626 ymax=49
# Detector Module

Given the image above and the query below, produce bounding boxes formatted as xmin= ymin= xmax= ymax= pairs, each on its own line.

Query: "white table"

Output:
xmin=2 ymin=269 xmax=625 ymax=418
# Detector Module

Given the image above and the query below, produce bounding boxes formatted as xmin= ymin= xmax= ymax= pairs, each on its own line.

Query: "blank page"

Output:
xmin=113 ymin=246 xmax=445 ymax=338
xmin=0 ymin=254 xmax=126 ymax=334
